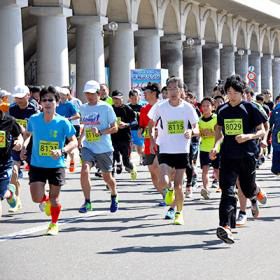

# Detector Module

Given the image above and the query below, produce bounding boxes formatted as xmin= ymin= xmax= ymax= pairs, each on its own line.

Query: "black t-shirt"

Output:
xmin=217 ymin=101 xmax=265 ymax=159
xmin=264 ymin=101 xmax=274 ymax=111
xmin=128 ymin=103 xmax=142 ymax=130
xmin=262 ymin=104 xmax=270 ymax=116
xmin=0 ymin=115 xmax=21 ymax=162
xmin=111 ymin=105 xmax=136 ymax=142
xmin=9 ymin=102 xmax=38 ymax=123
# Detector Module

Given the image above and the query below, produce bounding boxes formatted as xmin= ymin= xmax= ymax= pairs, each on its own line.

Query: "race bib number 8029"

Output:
xmin=224 ymin=119 xmax=243 ymax=135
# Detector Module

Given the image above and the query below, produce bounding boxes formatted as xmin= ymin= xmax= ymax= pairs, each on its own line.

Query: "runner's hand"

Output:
xmin=50 ymin=149 xmax=62 ymax=160
xmin=260 ymin=140 xmax=267 ymax=148
xmin=13 ymin=139 xmax=22 ymax=152
xmin=78 ymin=138 xmax=83 ymax=149
xmin=138 ymin=129 xmax=144 ymax=138
xmin=209 ymin=148 xmax=217 ymax=160
xmin=20 ymin=147 xmax=27 ymax=160
xmin=91 ymin=127 xmax=99 ymax=135
xmin=184 ymin=129 xmax=192 ymax=139
xmin=150 ymin=138 xmax=156 ymax=154
xmin=235 ymin=134 xmax=250 ymax=144
xmin=118 ymin=122 xmax=127 ymax=129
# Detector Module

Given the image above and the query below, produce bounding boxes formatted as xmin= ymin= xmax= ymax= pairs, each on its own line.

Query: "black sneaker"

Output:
xmin=116 ymin=164 xmax=122 ymax=174
xmin=216 ymin=226 xmax=235 ymax=244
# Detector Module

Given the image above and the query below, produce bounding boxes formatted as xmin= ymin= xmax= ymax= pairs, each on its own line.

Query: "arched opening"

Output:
xmin=107 ymin=0 xmax=128 ymax=22
xmin=163 ymin=4 xmax=179 ymax=34
xmin=137 ymin=0 xmax=155 ymax=28
xmin=185 ymin=11 xmax=198 ymax=38
xmin=204 ymin=16 xmax=216 ymax=42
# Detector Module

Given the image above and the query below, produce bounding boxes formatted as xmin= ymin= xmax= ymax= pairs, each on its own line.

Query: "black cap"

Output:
xmin=112 ymin=90 xmax=124 ymax=99
xmin=142 ymin=84 xmax=160 ymax=94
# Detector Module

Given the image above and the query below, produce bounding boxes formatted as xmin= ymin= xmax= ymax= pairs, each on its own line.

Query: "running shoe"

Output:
xmin=215 ymin=187 xmax=222 ymax=193
xmin=201 ymin=188 xmax=210 ymax=200
xmin=116 ymin=164 xmax=122 ymax=174
xmin=18 ymin=169 xmax=23 ymax=179
xmin=8 ymin=196 xmax=22 ymax=213
xmin=69 ymin=160 xmax=75 ymax=173
xmin=6 ymin=184 xmax=17 ymax=208
xmin=191 ymin=173 xmax=198 ymax=189
xmin=95 ymin=169 xmax=102 ymax=178
xmin=251 ymin=200 xmax=259 ymax=219
xmin=79 ymin=202 xmax=92 ymax=213
xmin=174 ymin=212 xmax=184 ymax=225
xmin=185 ymin=187 xmax=192 ymax=198
xmin=216 ymin=226 xmax=234 ymax=244
xmin=236 ymin=212 xmax=247 ymax=227
xmin=211 ymin=179 xmax=219 ymax=189
xmin=257 ymin=189 xmax=267 ymax=205
xmin=165 ymin=208 xmax=175 ymax=220
xmin=24 ymin=164 xmax=30 ymax=171
xmin=46 ymin=223 xmax=59 ymax=236
xmin=165 ymin=188 xmax=175 ymax=205
xmin=159 ymin=201 xmax=166 ymax=207
xmin=39 ymin=199 xmax=51 ymax=216
xmin=110 ymin=196 xmax=119 ymax=213
xmin=130 ymin=169 xmax=137 ymax=180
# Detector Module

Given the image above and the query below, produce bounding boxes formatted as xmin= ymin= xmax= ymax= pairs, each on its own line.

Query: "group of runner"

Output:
xmin=0 ymin=75 xmax=278 ymax=244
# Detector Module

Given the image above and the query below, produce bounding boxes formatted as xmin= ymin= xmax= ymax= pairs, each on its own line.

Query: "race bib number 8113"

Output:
xmin=224 ymin=119 xmax=243 ymax=135
xmin=168 ymin=120 xmax=184 ymax=134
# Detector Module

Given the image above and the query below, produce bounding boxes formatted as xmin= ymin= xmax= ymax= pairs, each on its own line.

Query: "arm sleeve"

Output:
xmin=70 ymin=103 xmax=78 ymax=116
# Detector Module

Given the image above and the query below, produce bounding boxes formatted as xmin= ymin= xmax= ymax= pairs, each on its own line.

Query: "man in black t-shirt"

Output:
xmin=210 ymin=75 xmax=267 ymax=244
xmin=0 ymin=110 xmax=23 ymax=217
xmin=111 ymin=90 xmax=137 ymax=180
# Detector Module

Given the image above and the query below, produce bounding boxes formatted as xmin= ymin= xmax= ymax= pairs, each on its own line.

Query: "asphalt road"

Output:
xmin=1 ymin=153 xmax=280 ymax=280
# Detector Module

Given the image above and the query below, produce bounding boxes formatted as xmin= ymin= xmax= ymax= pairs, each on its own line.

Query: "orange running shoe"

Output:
xmin=257 ymin=189 xmax=267 ymax=205
xmin=69 ymin=160 xmax=75 ymax=172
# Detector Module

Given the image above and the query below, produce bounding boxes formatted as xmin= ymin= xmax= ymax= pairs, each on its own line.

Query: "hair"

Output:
xmin=275 ymin=95 xmax=280 ymax=102
xmin=40 ymin=86 xmax=60 ymax=102
xmin=29 ymin=86 xmax=41 ymax=94
xmin=262 ymin=89 xmax=272 ymax=95
xmin=161 ymin=86 xmax=167 ymax=92
xmin=244 ymin=87 xmax=255 ymax=97
xmin=214 ymin=95 xmax=225 ymax=102
xmin=256 ymin=94 xmax=264 ymax=102
xmin=143 ymin=83 xmax=160 ymax=98
xmin=224 ymin=75 xmax=246 ymax=94
xmin=213 ymin=85 xmax=225 ymax=96
xmin=166 ymin=77 xmax=184 ymax=89
xmin=201 ymin=96 xmax=215 ymax=106
xmin=129 ymin=89 xmax=139 ymax=98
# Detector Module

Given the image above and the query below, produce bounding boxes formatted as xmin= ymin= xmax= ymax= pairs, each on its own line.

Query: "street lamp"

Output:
xmin=102 ymin=21 xmax=119 ymax=37
xmin=237 ymin=48 xmax=245 ymax=59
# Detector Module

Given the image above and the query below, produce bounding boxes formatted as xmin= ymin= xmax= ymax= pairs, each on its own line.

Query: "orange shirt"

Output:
xmin=0 ymin=102 xmax=9 ymax=113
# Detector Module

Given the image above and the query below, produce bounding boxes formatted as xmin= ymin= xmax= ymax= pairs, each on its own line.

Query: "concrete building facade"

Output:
xmin=1 ymin=0 xmax=280 ymax=101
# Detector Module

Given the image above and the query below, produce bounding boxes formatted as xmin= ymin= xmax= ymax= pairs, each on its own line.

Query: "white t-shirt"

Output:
xmin=148 ymin=99 xmax=199 ymax=153
xmin=69 ymin=97 xmax=82 ymax=125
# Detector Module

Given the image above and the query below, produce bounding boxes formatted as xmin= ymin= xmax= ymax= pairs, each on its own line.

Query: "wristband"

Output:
xmin=98 ymin=129 xmax=103 ymax=135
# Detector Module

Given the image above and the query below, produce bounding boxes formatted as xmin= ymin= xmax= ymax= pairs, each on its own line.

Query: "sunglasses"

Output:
xmin=41 ymin=98 xmax=55 ymax=102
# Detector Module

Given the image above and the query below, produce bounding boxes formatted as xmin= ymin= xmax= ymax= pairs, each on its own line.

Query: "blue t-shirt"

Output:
xmin=27 ymin=112 xmax=76 ymax=168
xmin=56 ymin=101 xmax=78 ymax=118
xmin=80 ymin=101 xmax=117 ymax=154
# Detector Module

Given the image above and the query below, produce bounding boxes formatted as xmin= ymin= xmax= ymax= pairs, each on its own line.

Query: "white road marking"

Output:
xmin=0 ymin=210 xmax=106 ymax=243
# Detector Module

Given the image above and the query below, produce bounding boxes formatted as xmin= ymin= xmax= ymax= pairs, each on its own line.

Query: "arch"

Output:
xmin=204 ymin=15 xmax=216 ymax=42
xmin=137 ymin=0 xmax=156 ymax=28
xmin=262 ymin=32 xmax=270 ymax=54
xmin=221 ymin=23 xmax=232 ymax=45
xmin=274 ymin=35 xmax=280 ymax=56
xmin=250 ymin=31 xmax=258 ymax=52
xmin=236 ymin=27 xmax=246 ymax=49
xmin=107 ymin=0 xmax=129 ymax=22
xmin=162 ymin=3 xmax=180 ymax=34
xmin=72 ymin=0 xmax=97 ymax=15
xmin=185 ymin=11 xmax=199 ymax=38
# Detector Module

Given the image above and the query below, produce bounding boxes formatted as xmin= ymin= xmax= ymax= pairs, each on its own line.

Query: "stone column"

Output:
xmin=261 ymin=54 xmax=273 ymax=92
xmin=31 ymin=6 xmax=72 ymax=86
xmin=0 ymin=0 xmax=27 ymax=92
xmin=109 ymin=23 xmax=138 ymax=100
xmin=220 ymin=46 xmax=235 ymax=82
xmin=135 ymin=29 xmax=163 ymax=69
xmin=202 ymin=42 xmax=222 ymax=97
xmin=273 ymin=57 xmax=280 ymax=98
xmin=161 ymin=34 xmax=185 ymax=81
xmin=249 ymin=51 xmax=262 ymax=93
xmin=235 ymin=49 xmax=249 ymax=81
xmin=71 ymin=16 xmax=107 ymax=101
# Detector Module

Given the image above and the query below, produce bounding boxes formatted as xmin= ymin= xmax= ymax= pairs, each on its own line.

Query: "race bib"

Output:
xmin=224 ymin=119 xmax=243 ymax=135
xmin=143 ymin=127 xmax=150 ymax=139
xmin=16 ymin=119 xmax=27 ymax=128
xmin=39 ymin=141 xmax=59 ymax=156
xmin=0 ymin=131 xmax=6 ymax=148
xmin=117 ymin=117 xmax=121 ymax=125
xmin=85 ymin=128 xmax=100 ymax=142
xmin=277 ymin=132 xmax=280 ymax=143
xmin=168 ymin=120 xmax=184 ymax=134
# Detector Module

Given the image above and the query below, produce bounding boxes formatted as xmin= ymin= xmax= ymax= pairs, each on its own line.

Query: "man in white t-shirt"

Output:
xmin=148 ymin=77 xmax=199 ymax=225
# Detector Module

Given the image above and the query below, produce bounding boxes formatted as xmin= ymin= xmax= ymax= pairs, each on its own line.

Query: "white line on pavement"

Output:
xmin=0 ymin=210 xmax=106 ymax=243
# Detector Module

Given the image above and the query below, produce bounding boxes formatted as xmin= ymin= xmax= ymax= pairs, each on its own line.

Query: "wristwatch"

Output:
xmin=98 ymin=129 xmax=103 ymax=135
xmin=61 ymin=148 xmax=66 ymax=154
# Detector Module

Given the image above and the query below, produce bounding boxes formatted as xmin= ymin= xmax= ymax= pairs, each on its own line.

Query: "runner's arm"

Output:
xmin=99 ymin=122 xmax=118 ymax=135
xmin=20 ymin=131 xmax=32 ymax=160
xmin=235 ymin=123 xmax=265 ymax=144
xmin=68 ymin=112 xmax=80 ymax=121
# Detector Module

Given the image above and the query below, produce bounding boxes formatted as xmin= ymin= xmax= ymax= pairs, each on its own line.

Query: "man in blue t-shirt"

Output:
xmin=20 ymin=86 xmax=77 ymax=236
xmin=78 ymin=80 xmax=119 ymax=214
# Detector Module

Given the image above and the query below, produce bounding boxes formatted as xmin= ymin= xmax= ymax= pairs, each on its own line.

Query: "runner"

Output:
xmin=56 ymin=87 xmax=80 ymax=172
xmin=0 ymin=109 xmax=23 ymax=217
xmin=9 ymin=85 xmax=39 ymax=213
xmin=111 ymin=90 xmax=138 ymax=180
xmin=197 ymin=97 xmax=220 ymax=199
xmin=128 ymin=89 xmax=144 ymax=164
xmin=148 ymin=77 xmax=199 ymax=225
xmin=210 ymin=75 xmax=267 ymax=244
xmin=0 ymin=90 xmax=11 ymax=114
xmin=78 ymin=80 xmax=118 ymax=213
xmin=100 ymin=84 xmax=113 ymax=105
xmin=20 ymin=86 xmax=77 ymax=235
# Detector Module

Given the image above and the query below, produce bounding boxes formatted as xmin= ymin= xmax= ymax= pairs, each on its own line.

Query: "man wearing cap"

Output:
xmin=111 ymin=90 xmax=138 ymax=180
xmin=78 ymin=80 xmax=119 ymax=213
xmin=56 ymin=87 xmax=80 ymax=172
xmin=9 ymin=85 xmax=39 ymax=213
xmin=0 ymin=90 xmax=11 ymax=114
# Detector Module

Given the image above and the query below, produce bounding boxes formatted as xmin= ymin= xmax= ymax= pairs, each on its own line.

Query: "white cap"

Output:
xmin=0 ymin=89 xmax=11 ymax=98
xmin=83 ymin=80 xmax=100 ymax=93
xmin=12 ymin=85 xmax=30 ymax=98
xmin=59 ymin=87 xmax=70 ymax=95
